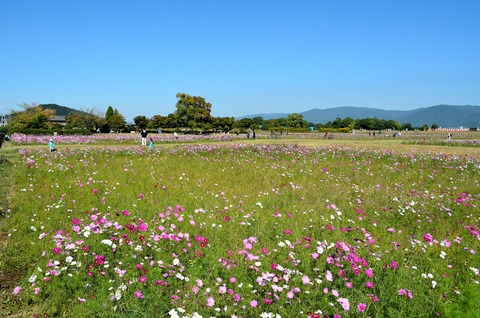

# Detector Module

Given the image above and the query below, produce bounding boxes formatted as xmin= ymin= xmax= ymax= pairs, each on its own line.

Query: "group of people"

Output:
xmin=141 ymin=130 xmax=155 ymax=150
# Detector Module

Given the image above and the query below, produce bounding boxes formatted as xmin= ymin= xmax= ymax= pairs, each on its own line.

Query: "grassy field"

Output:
xmin=0 ymin=132 xmax=479 ymax=317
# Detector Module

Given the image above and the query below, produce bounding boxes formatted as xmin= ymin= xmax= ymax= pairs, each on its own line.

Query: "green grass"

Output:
xmin=0 ymin=140 xmax=479 ymax=318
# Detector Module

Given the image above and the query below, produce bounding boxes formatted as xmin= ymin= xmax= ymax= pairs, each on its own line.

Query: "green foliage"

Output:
xmin=133 ymin=116 xmax=149 ymax=129
xmin=212 ymin=116 xmax=235 ymax=132
xmin=7 ymin=103 xmax=56 ymax=131
xmin=173 ymin=93 xmax=213 ymax=131
xmin=104 ymin=106 xmax=126 ymax=131
xmin=66 ymin=111 xmax=104 ymax=131
xmin=105 ymin=106 xmax=115 ymax=120
xmin=286 ymin=113 xmax=309 ymax=128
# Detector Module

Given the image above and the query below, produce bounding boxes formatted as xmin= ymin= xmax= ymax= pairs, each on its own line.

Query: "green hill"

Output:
xmin=39 ymin=104 xmax=84 ymax=117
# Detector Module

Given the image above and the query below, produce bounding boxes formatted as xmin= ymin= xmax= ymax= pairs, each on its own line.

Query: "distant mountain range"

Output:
xmin=239 ymin=105 xmax=480 ymax=128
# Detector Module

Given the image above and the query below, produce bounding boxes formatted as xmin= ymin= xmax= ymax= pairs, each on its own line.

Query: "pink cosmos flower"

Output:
xmin=302 ymin=275 xmax=311 ymax=285
xmin=326 ymin=270 xmax=333 ymax=282
xmin=134 ymin=290 xmax=143 ymax=299
xmin=423 ymin=233 xmax=433 ymax=242
xmin=94 ymin=255 xmax=106 ymax=265
xmin=250 ymin=299 xmax=258 ymax=307
xmin=138 ymin=223 xmax=147 ymax=232
xmin=206 ymin=296 xmax=215 ymax=307
xmin=366 ymin=281 xmax=374 ymax=289
xmin=13 ymin=286 xmax=21 ymax=295
xmin=357 ymin=303 xmax=367 ymax=312
xmin=219 ymin=285 xmax=227 ymax=294
xmin=338 ymin=297 xmax=350 ymax=311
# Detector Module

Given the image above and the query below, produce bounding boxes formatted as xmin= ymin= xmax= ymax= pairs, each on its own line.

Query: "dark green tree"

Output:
xmin=105 ymin=106 xmax=115 ymax=121
xmin=233 ymin=118 xmax=253 ymax=130
xmin=134 ymin=116 xmax=149 ymax=129
xmin=107 ymin=113 xmax=126 ymax=132
xmin=66 ymin=109 xmax=104 ymax=131
xmin=173 ymin=93 xmax=213 ymax=132
xmin=286 ymin=113 xmax=309 ymax=128
xmin=150 ymin=115 xmax=174 ymax=129
xmin=213 ymin=117 xmax=235 ymax=132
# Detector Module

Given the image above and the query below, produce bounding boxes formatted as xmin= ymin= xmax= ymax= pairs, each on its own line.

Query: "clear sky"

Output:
xmin=1 ymin=1 xmax=479 ymax=122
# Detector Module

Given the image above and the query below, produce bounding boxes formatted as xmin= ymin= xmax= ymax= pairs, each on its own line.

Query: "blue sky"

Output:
xmin=1 ymin=1 xmax=479 ymax=122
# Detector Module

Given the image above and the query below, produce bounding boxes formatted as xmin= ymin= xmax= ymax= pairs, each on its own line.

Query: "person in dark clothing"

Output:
xmin=141 ymin=130 xmax=148 ymax=146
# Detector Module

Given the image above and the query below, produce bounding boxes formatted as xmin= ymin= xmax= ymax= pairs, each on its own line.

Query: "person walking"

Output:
xmin=141 ymin=130 xmax=148 ymax=146
xmin=49 ymin=139 xmax=56 ymax=152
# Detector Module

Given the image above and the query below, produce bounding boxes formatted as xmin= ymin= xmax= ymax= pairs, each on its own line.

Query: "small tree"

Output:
xmin=66 ymin=109 xmax=104 ymax=131
xmin=8 ymin=102 xmax=56 ymax=131
xmin=431 ymin=123 xmax=439 ymax=130
xmin=133 ymin=116 xmax=149 ymax=130
xmin=107 ymin=112 xmax=126 ymax=132
xmin=286 ymin=113 xmax=309 ymax=128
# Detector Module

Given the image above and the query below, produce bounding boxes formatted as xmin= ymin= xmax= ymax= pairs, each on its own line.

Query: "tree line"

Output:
xmin=2 ymin=94 xmax=434 ymax=135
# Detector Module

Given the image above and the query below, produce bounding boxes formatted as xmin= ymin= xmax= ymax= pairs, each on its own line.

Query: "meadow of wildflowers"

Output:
xmin=9 ymin=132 xmax=244 ymax=145
xmin=2 ymin=143 xmax=479 ymax=317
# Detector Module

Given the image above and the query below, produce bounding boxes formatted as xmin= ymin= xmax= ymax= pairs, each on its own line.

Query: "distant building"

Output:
xmin=1 ymin=114 xmax=8 ymax=127
xmin=49 ymin=116 xmax=67 ymax=126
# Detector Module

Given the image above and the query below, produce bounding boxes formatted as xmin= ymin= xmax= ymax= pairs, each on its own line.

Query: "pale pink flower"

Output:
xmin=13 ymin=286 xmax=21 ymax=295
xmin=207 ymin=296 xmax=215 ymax=307
xmin=338 ymin=297 xmax=350 ymax=311
xmin=302 ymin=275 xmax=311 ymax=285
xmin=326 ymin=270 xmax=333 ymax=282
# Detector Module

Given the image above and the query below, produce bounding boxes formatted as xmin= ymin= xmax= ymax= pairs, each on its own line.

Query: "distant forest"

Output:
xmin=2 ymin=99 xmax=479 ymax=135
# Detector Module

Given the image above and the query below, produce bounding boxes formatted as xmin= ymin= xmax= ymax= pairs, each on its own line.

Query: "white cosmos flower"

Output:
xmin=101 ymin=239 xmax=113 ymax=246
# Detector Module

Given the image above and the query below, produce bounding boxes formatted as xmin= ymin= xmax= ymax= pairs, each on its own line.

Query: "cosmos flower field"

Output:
xmin=4 ymin=142 xmax=480 ymax=317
